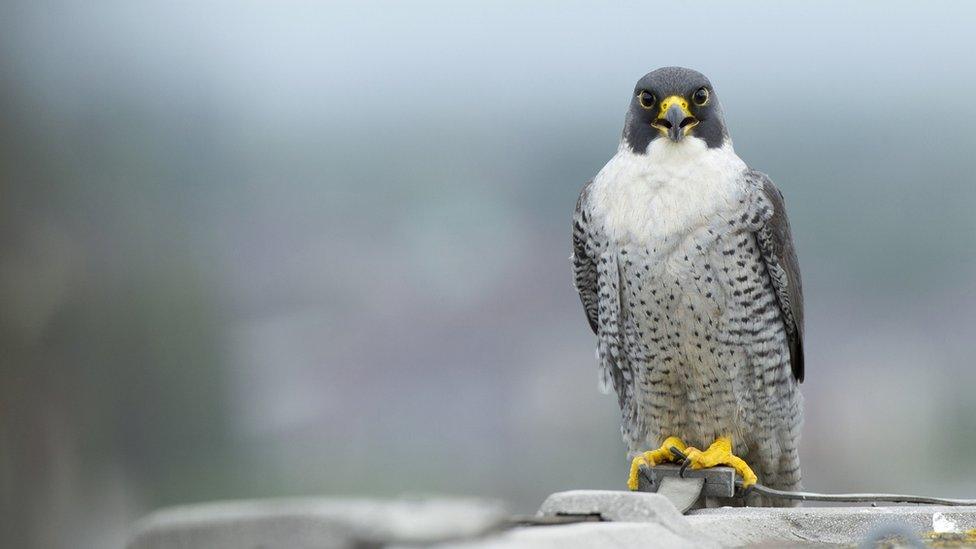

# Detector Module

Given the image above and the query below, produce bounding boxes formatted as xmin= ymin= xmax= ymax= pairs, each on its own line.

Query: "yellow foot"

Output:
xmin=683 ymin=436 xmax=758 ymax=488
xmin=627 ymin=436 xmax=687 ymax=491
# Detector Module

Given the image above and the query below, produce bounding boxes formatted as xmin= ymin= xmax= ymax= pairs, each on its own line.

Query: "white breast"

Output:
xmin=588 ymin=137 xmax=748 ymax=244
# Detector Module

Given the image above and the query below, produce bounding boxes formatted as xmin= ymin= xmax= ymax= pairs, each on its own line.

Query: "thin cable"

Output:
xmin=747 ymin=483 xmax=976 ymax=506
xmin=665 ymin=445 xmax=976 ymax=506
xmin=504 ymin=514 xmax=604 ymax=527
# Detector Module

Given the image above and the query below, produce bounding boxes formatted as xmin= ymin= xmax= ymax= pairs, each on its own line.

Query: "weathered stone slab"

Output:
xmin=536 ymin=490 xmax=718 ymax=546
xmin=538 ymin=489 xmax=683 ymax=523
xmin=440 ymin=522 xmax=717 ymax=549
xmin=126 ymin=496 xmax=508 ymax=549
xmin=686 ymin=504 xmax=976 ymax=547
xmin=126 ymin=491 xmax=976 ymax=548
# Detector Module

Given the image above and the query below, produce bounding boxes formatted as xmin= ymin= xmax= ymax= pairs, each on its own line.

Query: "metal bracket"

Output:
xmin=636 ymin=464 xmax=737 ymax=513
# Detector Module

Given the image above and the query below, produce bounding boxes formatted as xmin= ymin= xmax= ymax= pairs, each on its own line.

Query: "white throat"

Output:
xmin=588 ymin=136 xmax=747 ymax=244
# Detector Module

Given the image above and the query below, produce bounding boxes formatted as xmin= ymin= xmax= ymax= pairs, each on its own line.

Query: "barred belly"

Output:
xmin=607 ymin=211 xmax=801 ymax=482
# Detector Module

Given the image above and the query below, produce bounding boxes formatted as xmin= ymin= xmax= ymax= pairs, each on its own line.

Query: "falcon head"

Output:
xmin=622 ymin=66 xmax=730 ymax=154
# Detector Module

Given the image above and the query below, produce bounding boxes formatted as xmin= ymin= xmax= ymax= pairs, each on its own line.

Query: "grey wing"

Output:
xmin=750 ymin=170 xmax=805 ymax=382
xmin=572 ymin=181 xmax=634 ymax=420
xmin=572 ymin=180 xmax=599 ymax=334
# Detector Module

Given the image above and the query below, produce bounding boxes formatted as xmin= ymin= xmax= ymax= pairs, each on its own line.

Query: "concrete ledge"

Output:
xmin=538 ymin=490 xmax=688 ymax=523
xmin=534 ymin=490 xmax=976 ymax=547
xmin=127 ymin=491 xmax=976 ymax=548
xmin=686 ymin=504 xmax=976 ymax=546
xmin=447 ymin=522 xmax=717 ymax=549
xmin=534 ymin=490 xmax=718 ymax=548
xmin=126 ymin=497 xmax=508 ymax=549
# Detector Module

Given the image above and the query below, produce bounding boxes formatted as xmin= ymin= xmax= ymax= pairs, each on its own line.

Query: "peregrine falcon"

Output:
xmin=572 ymin=67 xmax=804 ymax=506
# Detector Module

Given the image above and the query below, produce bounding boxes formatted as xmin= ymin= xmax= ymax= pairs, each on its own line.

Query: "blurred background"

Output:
xmin=2 ymin=1 xmax=976 ymax=547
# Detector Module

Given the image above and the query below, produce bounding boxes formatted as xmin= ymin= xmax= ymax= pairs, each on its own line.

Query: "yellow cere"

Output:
xmin=658 ymin=95 xmax=692 ymax=119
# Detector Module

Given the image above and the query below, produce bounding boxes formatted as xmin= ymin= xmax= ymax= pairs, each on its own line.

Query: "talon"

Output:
xmin=680 ymin=447 xmax=702 ymax=478
xmin=627 ymin=436 xmax=687 ymax=490
xmin=683 ymin=436 xmax=758 ymax=487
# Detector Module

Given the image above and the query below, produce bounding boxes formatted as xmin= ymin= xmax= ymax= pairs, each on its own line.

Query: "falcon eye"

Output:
xmin=693 ymin=87 xmax=710 ymax=106
xmin=637 ymin=90 xmax=656 ymax=110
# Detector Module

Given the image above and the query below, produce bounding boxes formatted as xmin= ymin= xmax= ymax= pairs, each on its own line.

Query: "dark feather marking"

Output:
xmin=749 ymin=170 xmax=805 ymax=382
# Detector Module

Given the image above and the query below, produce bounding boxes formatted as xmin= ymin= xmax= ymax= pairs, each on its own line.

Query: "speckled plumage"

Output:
xmin=572 ymin=68 xmax=804 ymax=506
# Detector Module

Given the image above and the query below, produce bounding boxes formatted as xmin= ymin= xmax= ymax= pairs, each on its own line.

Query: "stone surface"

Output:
xmin=441 ymin=522 xmax=717 ymax=549
xmin=533 ymin=490 xmax=718 ymax=548
xmin=126 ymin=496 xmax=508 ymax=549
xmin=533 ymin=490 xmax=976 ymax=547
xmin=686 ymin=504 xmax=976 ymax=546
xmin=538 ymin=490 xmax=689 ymax=524
xmin=127 ymin=490 xmax=976 ymax=548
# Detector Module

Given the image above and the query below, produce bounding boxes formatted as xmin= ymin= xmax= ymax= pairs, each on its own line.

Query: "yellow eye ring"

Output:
xmin=693 ymin=87 xmax=710 ymax=106
xmin=637 ymin=90 xmax=656 ymax=110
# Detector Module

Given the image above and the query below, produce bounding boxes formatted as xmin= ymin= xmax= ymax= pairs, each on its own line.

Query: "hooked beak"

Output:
xmin=651 ymin=96 xmax=699 ymax=142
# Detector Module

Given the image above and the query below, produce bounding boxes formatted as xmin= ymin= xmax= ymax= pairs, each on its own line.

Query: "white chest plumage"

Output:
xmin=587 ymin=137 xmax=748 ymax=244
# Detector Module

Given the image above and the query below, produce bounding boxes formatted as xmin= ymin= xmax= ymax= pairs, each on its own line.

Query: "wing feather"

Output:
xmin=750 ymin=170 xmax=805 ymax=382
xmin=572 ymin=180 xmax=600 ymax=334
